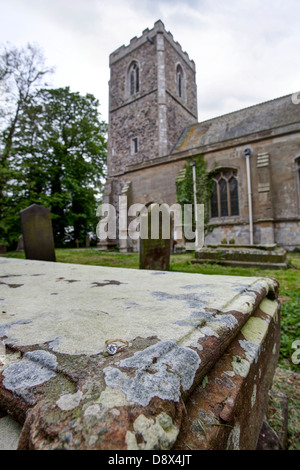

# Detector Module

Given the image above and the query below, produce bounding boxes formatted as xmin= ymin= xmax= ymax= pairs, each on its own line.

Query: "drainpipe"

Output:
xmin=190 ymin=161 xmax=198 ymax=247
xmin=243 ymin=148 xmax=254 ymax=245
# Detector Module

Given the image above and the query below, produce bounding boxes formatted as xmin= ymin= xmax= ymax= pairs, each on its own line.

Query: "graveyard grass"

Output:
xmin=1 ymin=248 xmax=299 ymax=449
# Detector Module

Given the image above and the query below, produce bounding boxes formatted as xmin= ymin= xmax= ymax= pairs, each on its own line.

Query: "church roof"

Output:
xmin=172 ymin=93 xmax=300 ymax=154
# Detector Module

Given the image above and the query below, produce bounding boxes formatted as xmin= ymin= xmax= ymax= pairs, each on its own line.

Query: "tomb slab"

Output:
xmin=0 ymin=258 xmax=279 ymax=450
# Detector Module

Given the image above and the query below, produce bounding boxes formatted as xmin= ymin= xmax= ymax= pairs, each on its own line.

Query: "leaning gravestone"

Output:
xmin=139 ymin=203 xmax=171 ymax=271
xmin=16 ymin=235 xmax=24 ymax=251
xmin=20 ymin=204 xmax=56 ymax=262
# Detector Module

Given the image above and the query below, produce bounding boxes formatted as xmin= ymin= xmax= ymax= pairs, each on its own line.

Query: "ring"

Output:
xmin=105 ymin=339 xmax=129 ymax=355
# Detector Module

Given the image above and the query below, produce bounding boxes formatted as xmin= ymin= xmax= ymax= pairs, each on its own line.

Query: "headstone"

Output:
xmin=16 ymin=235 xmax=24 ymax=251
xmin=85 ymin=234 xmax=90 ymax=247
xmin=20 ymin=204 xmax=56 ymax=262
xmin=139 ymin=204 xmax=171 ymax=270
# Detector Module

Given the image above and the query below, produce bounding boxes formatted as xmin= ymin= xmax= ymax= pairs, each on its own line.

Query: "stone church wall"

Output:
xmin=117 ymin=127 xmax=300 ymax=250
xmin=164 ymin=37 xmax=198 ymax=117
xmin=108 ymin=92 xmax=159 ymax=175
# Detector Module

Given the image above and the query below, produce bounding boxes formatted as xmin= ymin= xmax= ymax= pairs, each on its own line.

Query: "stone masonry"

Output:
xmin=108 ymin=20 xmax=197 ymax=177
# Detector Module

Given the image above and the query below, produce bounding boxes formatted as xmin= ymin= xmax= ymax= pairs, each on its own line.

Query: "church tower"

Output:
xmin=107 ymin=20 xmax=198 ymax=177
xmin=99 ymin=20 xmax=198 ymax=250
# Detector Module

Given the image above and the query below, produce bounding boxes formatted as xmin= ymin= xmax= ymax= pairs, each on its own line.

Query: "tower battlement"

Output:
xmin=109 ymin=20 xmax=195 ymax=71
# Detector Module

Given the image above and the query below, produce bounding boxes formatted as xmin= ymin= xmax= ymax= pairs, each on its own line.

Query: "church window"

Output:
xmin=176 ymin=64 xmax=184 ymax=98
xmin=129 ymin=61 xmax=139 ymax=95
xmin=210 ymin=169 xmax=239 ymax=218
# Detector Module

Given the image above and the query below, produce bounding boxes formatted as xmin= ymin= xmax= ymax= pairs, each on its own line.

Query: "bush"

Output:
xmin=279 ymin=289 xmax=300 ymax=371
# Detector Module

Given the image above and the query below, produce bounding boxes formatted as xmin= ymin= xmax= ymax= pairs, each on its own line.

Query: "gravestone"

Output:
xmin=139 ymin=204 xmax=171 ymax=271
xmin=20 ymin=204 xmax=56 ymax=262
xmin=16 ymin=235 xmax=24 ymax=251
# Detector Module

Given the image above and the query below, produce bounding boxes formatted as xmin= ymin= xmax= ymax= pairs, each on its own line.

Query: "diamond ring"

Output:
xmin=105 ymin=339 xmax=129 ymax=355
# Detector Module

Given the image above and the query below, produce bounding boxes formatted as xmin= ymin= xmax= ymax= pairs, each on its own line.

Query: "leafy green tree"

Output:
xmin=0 ymin=42 xmax=53 ymax=245
xmin=1 ymin=43 xmax=107 ymax=249
xmin=11 ymin=86 xmax=107 ymax=247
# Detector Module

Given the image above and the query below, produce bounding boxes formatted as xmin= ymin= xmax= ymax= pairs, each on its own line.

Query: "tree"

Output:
xmin=0 ymin=43 xmax=53 ymax=243
xmin=11 ymin=86 xmax=107 ymax=247
xmin=0 ymin=43 xmax=107 ymax=249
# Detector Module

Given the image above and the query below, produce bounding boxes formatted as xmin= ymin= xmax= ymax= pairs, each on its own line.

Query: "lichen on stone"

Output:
xmin=126 ymin=412 xmax=179 ymax=450
xmin=56 ymin=390 xmax=83 ymax=411
xmin=239 ymin=339 xmax=260 ymax=363
xmin=226 ymin=423 xmax=241 ymax=450
xmin=2 ymin=350 xmax=57 ymax=391
xmin=231 ymin=356 xmax=250 ymax=378
xmin=251 ymin=384 xmax=257 ymax=408
xmin=104 ymin=340 xmax=200 ymax=406
xmin=201 ymin=376 xmax=209 ymax=388
xmin=98 ymin=386 xmax=132 ymax=409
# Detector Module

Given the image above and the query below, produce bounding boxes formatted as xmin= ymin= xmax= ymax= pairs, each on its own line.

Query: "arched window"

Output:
xmin=128 ymin=61 xmax=139 ymax=96
xmin=210 ymin=169 xmax=239 ymax=218
xmin=176 ymin=64 xmax=184 ymax=98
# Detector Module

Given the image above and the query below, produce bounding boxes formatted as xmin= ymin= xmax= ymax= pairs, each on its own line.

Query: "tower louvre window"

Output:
xmin=210 ymin=169 xmax=239 ymax=218
xmin=129 ymin=61 xmax=139 ymax=95
xmin=178 ymin=72 xmax=182 ymax=97
xmin=131 ymin=137 xmax=138 ymax=154
xmin=176 ymin=64 xmax=184 ymax=98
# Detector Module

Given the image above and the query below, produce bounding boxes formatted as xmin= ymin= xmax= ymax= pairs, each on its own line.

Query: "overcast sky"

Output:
xmin=1 ymin=0 xmax=299 ymax=124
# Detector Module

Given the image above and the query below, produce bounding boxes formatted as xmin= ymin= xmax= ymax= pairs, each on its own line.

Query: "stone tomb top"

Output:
xmin=0 ymin=258 xmax=278 ymax=450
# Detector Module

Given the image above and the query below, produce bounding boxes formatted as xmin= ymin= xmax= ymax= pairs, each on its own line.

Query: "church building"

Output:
xmin=101 ymin=20 xmax=300 ymax=251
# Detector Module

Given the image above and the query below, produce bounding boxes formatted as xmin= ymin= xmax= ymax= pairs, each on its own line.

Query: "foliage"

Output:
xmin=0 ymin=43 xmax=53 ymax=243
xmin=17 ymin=87 xmax=107 ymax=247
xmin=279 ymin=289 xmax=300 ymax=371
xmin=175 ymin=154 xmax=214 ymax=236
xmin=0 ymin=43 xmax=107 ymax=248
xmin=267 ymin=367 xmax=300 ymax=450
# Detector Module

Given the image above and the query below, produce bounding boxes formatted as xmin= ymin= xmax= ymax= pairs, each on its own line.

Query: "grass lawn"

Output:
xmin=1 ymin=248 xmax=299 ymax=449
